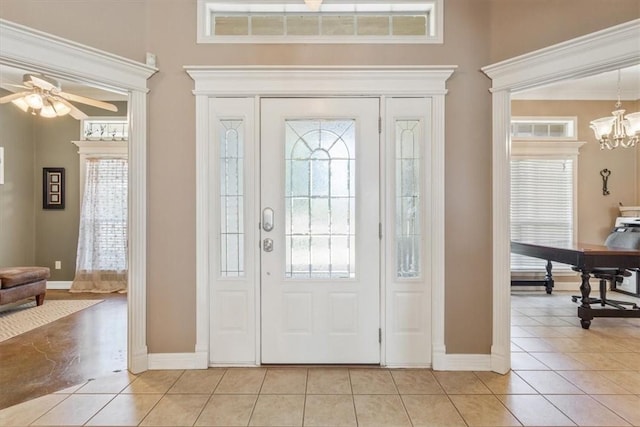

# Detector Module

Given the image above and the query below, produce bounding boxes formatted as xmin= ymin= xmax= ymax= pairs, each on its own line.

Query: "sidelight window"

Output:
xmin=219 ymin=119 xmax=245 ymax=277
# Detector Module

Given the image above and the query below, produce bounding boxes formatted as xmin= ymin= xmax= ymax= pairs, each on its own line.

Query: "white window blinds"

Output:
xmin=511 ymin=159 xmax=574 ymax=271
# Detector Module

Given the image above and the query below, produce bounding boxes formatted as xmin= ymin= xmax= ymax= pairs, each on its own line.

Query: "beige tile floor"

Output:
xmin=1 ymin=291 xmax=639 ymax=426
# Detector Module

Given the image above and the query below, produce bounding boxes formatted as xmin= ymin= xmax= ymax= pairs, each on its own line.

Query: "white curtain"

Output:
xmin=71 ymin=158 xmax=128 ymax=293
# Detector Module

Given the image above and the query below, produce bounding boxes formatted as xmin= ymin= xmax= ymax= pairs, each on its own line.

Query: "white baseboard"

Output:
xmin=130 ymin=347 xmax=149 ymax=374
xmin=148 ymin=352 xmax=209 ymax=370
xmin=384 ymin=363 xmax=432 ymax=369
xmin=436 ymin=354 xmax=492 ymax=371
xmin=47 ymin=281 xmax=72 ymax=290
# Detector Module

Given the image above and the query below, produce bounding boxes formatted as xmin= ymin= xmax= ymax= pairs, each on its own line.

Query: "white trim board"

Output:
xmin=482 ymin=19 xmax=640 ymax=374
xmin=185 ymin=65 xmax=461 ymax=369
xmin=148 ymin=353 xmax=208 ymax=370
xmin=47 ymin=281 xmax=72 ymax=290
xmin=0 ymin=18 xmax=157 ymax=374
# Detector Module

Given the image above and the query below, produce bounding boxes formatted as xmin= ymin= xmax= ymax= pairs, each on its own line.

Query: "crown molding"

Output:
xmin=482 ymin=19 xmax=640 ymax=94
xmin=0 ymin=19 xmax=157 ymax=93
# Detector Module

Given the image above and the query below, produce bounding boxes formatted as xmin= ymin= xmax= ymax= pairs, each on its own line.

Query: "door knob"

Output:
xmin=262 ymin=208 xmax=274 ymax=232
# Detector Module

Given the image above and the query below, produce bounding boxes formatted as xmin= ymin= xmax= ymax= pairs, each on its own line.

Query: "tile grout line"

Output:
xmin=135 ymin=370 xmax=185 ymax=426
xmin=388 ymin=370 xmax=414 ymax=427
xmin=301 ymin=369 xmax=308 ymax=427
xmin=245 ymin=367 xmax=268 ymax=426
xmin=190 ymin=370 xmax=226 ymax=427
xmin=348 ymin=369 xmax=358 ymax=427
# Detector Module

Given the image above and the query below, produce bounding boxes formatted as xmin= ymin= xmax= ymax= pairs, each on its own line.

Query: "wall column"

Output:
xmin=491 ymin=89 xmax=511 ymax=374
xmin=128 ymin=89 xmax=149 ymax=374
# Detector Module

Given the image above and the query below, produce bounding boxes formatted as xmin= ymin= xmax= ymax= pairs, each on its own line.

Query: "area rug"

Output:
xmin=0 ymin=299 xmax=103 ymax=342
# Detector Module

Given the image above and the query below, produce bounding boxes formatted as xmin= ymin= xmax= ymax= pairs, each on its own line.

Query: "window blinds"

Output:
xmin=511 ymin=159 xmax=574 ymax=271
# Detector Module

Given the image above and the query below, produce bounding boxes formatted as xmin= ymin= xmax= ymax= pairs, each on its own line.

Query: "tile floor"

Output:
xmin=0 ymin=290 xmax=639 ymax=426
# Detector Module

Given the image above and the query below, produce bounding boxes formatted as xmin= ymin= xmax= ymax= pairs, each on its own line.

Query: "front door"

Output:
xmin=260 ymin=98 xmax=380 ymax=363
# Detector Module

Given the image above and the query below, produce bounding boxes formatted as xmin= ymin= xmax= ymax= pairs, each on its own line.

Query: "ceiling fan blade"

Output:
xmin=57 ymin=97 xmax=88 ymax=120
xmin=0 ymin=91 xmax=29 ymax=104
xmin=57 ymin=91 xmax=118 ymax=112
xmin=26 ymin=74 xmax=58 ymax=91
xmin=4 ymin=83 xmax=30 ymax=89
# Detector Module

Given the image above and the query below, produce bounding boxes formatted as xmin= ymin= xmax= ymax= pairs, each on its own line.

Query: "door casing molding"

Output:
xmin=0 ymin=18 xmax=157 ymax=373
xmin=482 ymin=19 xmax=640 ymax=374
xmin=186 ymin=65 xmax=457 ymax=368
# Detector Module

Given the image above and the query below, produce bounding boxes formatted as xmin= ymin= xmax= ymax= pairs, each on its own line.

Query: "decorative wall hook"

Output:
xmin=600 ymin=168 xmax=611 ymax=196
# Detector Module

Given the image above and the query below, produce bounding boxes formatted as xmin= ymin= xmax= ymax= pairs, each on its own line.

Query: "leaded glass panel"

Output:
xmin=396 ymin=120 xmax=421 ymax=278
xmin=220 ymin=119 xmax=245 ymax=277
xmin=285 ymin=119 xmax=356 ymax=279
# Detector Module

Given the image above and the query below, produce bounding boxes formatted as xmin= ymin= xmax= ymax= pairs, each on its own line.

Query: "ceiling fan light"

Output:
xmin=52 ymin=100 xmax=71 ymax=116
xmin=39 ymin=104 xmax=57 ymax=118
xmin=589 ymin=116 xmax=615 ymax=140
xmin=304 ymin=0 xmax=322 ymax=11
xmin=11 ymin=97 xmax=30 ymax=112
xmin=24 ymin=92 xmax=43 ymax=109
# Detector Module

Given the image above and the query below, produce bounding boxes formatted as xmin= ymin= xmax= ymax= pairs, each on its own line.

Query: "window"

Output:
xmin=510 ymin=119 xmax=585 ymax=273
xmin=81 ymin=117 xmax=128 ymax=141
xmin=71 ymin=140 xmax=128 ymax=293
xmin=284 ymin=119 xmax=356 ymax=279
xmin=511 ymin=159 xmax=574 ymax=271
xmin=219 ymin=119 xmax=245 ymax=277
xmin=197 ymin=0 xmax=443 ymax=44
xmin=511 ymin=117 xmax=576 ymax=140
xmin=396 ymin=119 xmax=421 ymax=278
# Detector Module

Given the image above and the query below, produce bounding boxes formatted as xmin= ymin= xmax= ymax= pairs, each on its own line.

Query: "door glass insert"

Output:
xmin=220 ymin=119 xmax=245 ymax=277
xmin=285 ymin=119 xmax=356 ymax=279
xmin=396 ymin=120 xmax=421 ymax=278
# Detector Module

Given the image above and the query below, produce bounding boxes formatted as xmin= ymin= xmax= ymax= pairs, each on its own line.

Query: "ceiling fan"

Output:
xmin=0 ymin=73 xmax=118 ymax=119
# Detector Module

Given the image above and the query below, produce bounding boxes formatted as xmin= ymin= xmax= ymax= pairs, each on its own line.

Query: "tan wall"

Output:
xmin=1 ymin=0 xmax=636 ymax=355
xmin=512 ymin=100 xmax=639 ymax=244
xmin=0 ymin=90 xmax=35 ymax=267
xmin=489 ymin=0 xmax=640 ymax=62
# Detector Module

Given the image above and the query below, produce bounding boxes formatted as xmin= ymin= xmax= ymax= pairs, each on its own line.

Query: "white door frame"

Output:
xmin=0 ymin=19 xmax=157 ymax=373
xmin=187 ymin=66 xmax=456 ymax=368
xmin=482 ymin=19 xmax=640 ymax=374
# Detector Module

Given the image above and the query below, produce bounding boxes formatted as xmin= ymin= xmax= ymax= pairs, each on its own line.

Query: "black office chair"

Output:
xmin=571 ymin=230 xmax=640 ymax=310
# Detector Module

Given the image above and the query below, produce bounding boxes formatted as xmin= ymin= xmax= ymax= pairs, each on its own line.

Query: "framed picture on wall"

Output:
xmin=43 ymin=167 xmax=65 ymax=210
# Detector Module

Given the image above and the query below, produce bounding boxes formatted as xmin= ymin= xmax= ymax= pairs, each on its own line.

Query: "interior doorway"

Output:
xmin=482 ymin=19 xmax=639 ymax=374
xmin=0 ymin=19 xmax=156 ymax=373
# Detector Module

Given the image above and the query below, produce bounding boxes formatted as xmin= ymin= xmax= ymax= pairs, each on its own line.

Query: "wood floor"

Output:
xmin=0 ymin=290 xmax=127 ymax=410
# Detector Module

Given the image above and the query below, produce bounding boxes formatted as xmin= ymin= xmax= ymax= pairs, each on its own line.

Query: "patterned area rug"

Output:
xmin=0 ymin=299 xmax=102 ymax=342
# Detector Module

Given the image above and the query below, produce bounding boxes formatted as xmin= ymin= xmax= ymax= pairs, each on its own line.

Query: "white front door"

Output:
xmin=260 ymin=98 xmax=381 ymax=364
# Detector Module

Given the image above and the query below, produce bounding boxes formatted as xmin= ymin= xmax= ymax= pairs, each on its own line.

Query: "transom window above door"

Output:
xmin=197 ymin=0 xmax=443 ymax=44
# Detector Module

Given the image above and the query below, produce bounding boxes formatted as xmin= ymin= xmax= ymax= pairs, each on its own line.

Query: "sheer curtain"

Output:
xmin=70 ymin=158 xmax=128 ymax=293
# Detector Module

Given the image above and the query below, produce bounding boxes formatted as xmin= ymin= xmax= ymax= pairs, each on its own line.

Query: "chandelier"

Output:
xmin=589 ymin=70 xmax=640 ymax=150
xmin=304 ymin=0 xmax=322 ymax=11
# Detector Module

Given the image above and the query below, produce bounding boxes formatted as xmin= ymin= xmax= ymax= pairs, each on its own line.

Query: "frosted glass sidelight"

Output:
xmin=220 ymin=120 xmax=245 ymax=277
xmin=285 ymin=119 xmax=356 ymax=279
xmin=396 ymin=120 xmax=421 ymax=278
